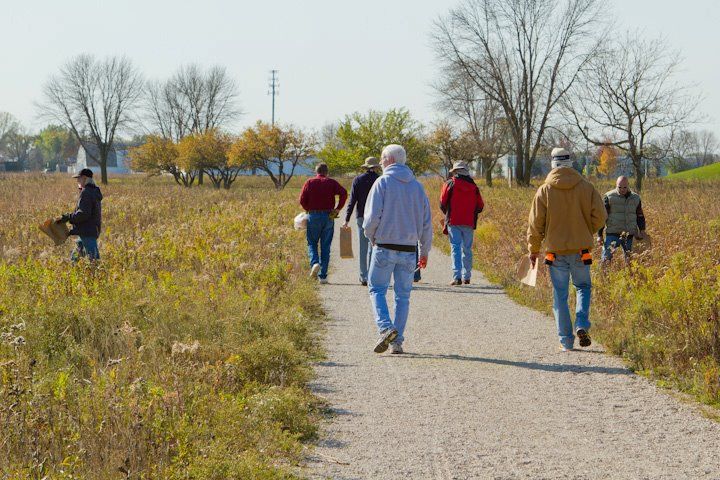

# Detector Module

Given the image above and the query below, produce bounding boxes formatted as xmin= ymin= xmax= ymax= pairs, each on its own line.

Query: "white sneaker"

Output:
xmin=319 ymin=277 xmax=328 ymax=284
xmin=310 ymin=263 xmax=320 ymax=278
xmin=390 ymin=343 xmax=404 ymax=354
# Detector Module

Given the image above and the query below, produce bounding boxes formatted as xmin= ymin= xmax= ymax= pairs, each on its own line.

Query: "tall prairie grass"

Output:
xmin=0 ymin=174 xmax=321 ymax=479
xmin=425 ymin=177 xmax=720 ymax=408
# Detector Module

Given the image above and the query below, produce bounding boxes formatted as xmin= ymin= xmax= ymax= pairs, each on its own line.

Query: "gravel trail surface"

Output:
xmin=306 ymin=223 xmax=720 ymax=479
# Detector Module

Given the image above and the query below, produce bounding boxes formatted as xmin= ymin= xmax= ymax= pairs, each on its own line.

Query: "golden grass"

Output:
xmin=425 ymin=176 xmax=720 ymax=408
xmin=0 ymin=173 xmax=322 ymax=479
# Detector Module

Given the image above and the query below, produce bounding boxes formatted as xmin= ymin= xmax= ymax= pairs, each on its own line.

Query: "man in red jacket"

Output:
xmin=440 ymin=161 xmax=484 ymax=285
xmin=299 ymin=163 xmax=348 ymax=284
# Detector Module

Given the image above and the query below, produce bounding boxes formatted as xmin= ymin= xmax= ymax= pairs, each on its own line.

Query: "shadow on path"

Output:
xmin=398 ymin=352 xmax=631 ymax=375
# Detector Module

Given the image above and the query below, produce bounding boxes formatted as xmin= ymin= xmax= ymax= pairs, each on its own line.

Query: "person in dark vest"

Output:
xmin=597 ymin=176 xmax=646 ymax=264
xmin=299 ymin=163 xmax=348 ymax=284
xmin=440 ymin=161 xmax=484 ymax=285
xmin=343 ymin=157 xmax=381 ymax=286
xmin=58 ymin=168 xmax=103 ymax=261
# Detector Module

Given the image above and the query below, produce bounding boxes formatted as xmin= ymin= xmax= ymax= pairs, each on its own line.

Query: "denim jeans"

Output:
xmin=306 ymin=212 xmax=334 ymax=279
xmin=601 ymin=234 xmax=634 ymax=262
xmin=368 ymin=247 xmax=416 ymax=345
xmin=356 ymin=217 xmax=372 ymax=283
xmin=548 ymin=254 xmax=592 ymax=349
xmin=448 ymin=225 xmax=474 ymax=280
xmin=71 ymin=236 xmax=100 ymax=262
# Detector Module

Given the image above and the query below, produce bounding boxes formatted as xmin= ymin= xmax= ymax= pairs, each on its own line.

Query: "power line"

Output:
xmin=268 ymin=69 xmax=279 ymax=126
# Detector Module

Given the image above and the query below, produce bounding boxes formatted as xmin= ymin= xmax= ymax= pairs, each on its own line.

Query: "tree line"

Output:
xmin=2 ymin=0 xmax=717 ymax=190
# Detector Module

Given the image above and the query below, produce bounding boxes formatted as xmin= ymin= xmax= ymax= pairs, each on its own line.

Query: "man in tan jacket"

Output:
xmin=527 ymin=148 xmax=607 ymax=351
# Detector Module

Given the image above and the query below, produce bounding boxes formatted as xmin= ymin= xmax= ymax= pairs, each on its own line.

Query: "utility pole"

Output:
xmin=268 ymin=69 xmax=279 ymax=126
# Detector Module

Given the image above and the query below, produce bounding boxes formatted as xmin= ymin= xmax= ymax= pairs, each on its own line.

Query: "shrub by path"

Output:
xmin=306 ymin=223 xmax=720 ymax=479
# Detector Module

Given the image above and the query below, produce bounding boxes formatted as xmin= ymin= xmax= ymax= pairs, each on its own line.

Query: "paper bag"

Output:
xmin=339 ymin=225 xmax=353 ymax=259
xmin=39 ymin=218 xmax=70 ymax=246
xmin=516 ymin=255 xmax=539 ymax=287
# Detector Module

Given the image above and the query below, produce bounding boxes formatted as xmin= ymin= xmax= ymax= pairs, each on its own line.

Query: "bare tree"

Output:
xmin=39 ymin=54 xmax=143 ymax=184
xmin=565 ymin=34 xmax=700 ymax=190
xmin=435 ymin=67 xmax=509 ymax=186
xmin=145 ymin=65 xmax=241 ymax=184
xmin=697 ymin=130 xmax=719 ymax=166
xmin=433 ymin=0 xmax=604 ymax=186
xmin=0 ymin=112 xmax=19 ymax=145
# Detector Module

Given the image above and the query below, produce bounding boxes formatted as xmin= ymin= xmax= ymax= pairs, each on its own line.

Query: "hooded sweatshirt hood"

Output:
xmin=544 ymin=167 xmax=582 ymax=190
xmin=383 ymin=163 xmax=415 ymax=183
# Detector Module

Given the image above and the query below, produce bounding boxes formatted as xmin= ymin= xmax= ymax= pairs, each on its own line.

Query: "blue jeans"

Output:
xmin=71 ymin=236 xmax=100 ymax=262
xmin=548 ymin=254 xmax=592 ymax=349
xmin=356 ymin=217 xmax=372 ymax=282
xmin=448 ymin=225 xmax=474 ymax=280
xmin=601 ymin=234 xmax=634 ymax=262
xmin=368 ymin=247 xmax=416 ymax=345
xmin=306 ymin=213 xmax=334 ymax=279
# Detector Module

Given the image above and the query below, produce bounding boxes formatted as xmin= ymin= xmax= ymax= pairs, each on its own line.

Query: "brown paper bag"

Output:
xmin=339 ymin=225 xmax=353 ymax=259
xmin=516 ymin=255 xmax=539 ymax=287
xmin=39 ymin=218 xmax=70 ymax=246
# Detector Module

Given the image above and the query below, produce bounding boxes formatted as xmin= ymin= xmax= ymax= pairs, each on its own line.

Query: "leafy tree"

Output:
xmin=596 ymin=145 xmax=618 ymax=178
xmin=128 ymin=135 xmax=198 ymax=187
xmin=178 ymin=130 xmax=239 ymax=189
xmin=230 ymin=122 xmax=315 ymax=189
xmin=427 ymin=121 xmax=477 ymax=178
xmin=34 ymin=125 xmax=79 ymax=170
xmin=319 ymin=109 xmax=430 ymax=175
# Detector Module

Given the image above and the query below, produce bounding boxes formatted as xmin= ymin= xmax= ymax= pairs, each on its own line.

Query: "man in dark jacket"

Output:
xmin=440 ymin=161 xmax=484 ymax=285
xmin=58 ymin=168 xmax=103 ymax=261
xmin=299 ymin=163 xmax=348 ymax=284
xmin=343 ymin=157 xmax=380 ymax=285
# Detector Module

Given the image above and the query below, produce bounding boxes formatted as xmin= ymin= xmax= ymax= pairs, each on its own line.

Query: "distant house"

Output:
xmin=68 ymin=143 xmax=131 ymax=176
xmin=0 ymin=153 xmax=22 ymax=172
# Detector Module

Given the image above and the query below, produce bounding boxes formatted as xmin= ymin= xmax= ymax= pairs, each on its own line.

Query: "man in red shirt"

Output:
xmin=440 ymin=161 xmax=484 ymax=285
xmin=299 ymin=163 xmax=348 ymax=284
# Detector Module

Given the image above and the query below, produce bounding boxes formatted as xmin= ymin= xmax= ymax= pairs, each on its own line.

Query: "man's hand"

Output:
xmin=636 ymin=230 xmax=646 ymax=240
xmin=596 ymin=236 xmax=604 ymax=246
xmin=529 ymin=252 xmax=539 ymax=268
xmin=56 ymin=214 xmax=70 ymax=224
xmin=343 ymin=221 xmax=349 ymax=229
xmin=418 ymin=256 xmax=428 ymax=269
xmin=329 ymin=209 xmax=339 ymax=219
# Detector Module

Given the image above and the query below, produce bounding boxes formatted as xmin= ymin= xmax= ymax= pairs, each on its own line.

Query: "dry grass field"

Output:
xmin=425 ymin=177 xmax=720 ymax=409
xmin=0 ymin=174 xmax=321 ymax=479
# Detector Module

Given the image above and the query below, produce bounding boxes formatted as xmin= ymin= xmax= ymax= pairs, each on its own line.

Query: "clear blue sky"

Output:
xmin=1 ymin=0 xmax=718 ymax=137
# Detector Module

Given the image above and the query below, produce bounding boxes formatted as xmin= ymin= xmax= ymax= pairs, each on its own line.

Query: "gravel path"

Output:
xmin=305 ymin=223 xmax=720 ymax=480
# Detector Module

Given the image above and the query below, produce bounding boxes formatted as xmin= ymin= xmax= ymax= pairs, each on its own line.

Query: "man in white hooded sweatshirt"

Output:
xmin=363 ymin=144 xmax=433 ymax=354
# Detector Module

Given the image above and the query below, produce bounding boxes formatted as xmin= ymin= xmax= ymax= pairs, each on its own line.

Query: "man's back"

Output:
xmin=528 ymin=167 xmax=606 ymax=255
xmin=363 ymin=164 xmax=432 ymax=257
xmin=299 ymin=175 xmax=347 ymax=212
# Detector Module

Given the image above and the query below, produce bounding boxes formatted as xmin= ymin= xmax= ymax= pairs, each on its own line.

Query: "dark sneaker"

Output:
xmin=390 ymin=342 xmax=404 ymax=354
xmin=450 ymin=279 xmax=462 ymax=286
xmin=373 ymin=329 xmax=398 ymax=353
xmin=576 ymin=329 xmax=591 ymax=347
xmin=361 ymin=281 xmax=368 ymax=286
xmin=463 ymin=279 xmax=470 ymax=285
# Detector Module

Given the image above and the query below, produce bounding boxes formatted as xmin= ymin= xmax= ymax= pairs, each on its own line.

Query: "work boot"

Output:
xmin=450 ymin=279 xmax=462 ymax=286
xmin=463 ymin=279 xmax=470 ymax=285
xmin=374 ymin=329 xmax=398 ymax=354
xmin=576 ymin=329 xmax=592 ymax=347
xmin=361 ymin=281 xmax=368 ymax=286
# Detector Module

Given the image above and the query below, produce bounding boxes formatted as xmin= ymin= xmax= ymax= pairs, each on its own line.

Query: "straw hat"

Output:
xmin=449 ymin=161 xmax=470 ymax=175
xmin=361 ymin=156 xmax=380 ymax=169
